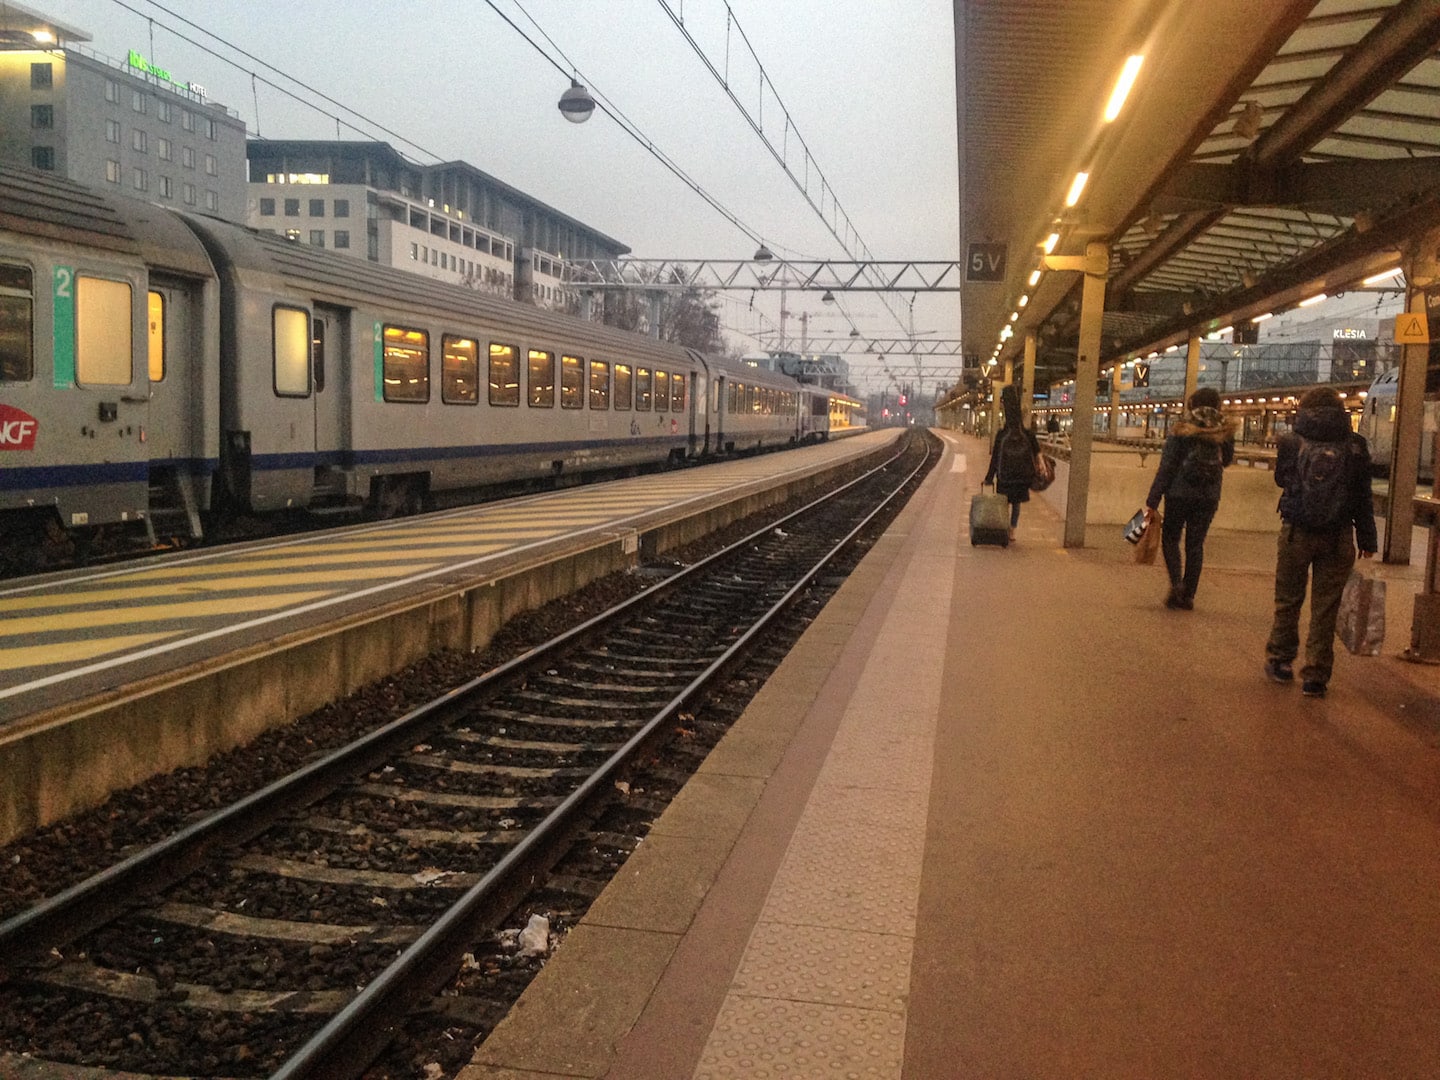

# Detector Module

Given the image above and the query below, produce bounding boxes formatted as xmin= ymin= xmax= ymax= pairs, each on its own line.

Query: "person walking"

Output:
xmin=1263 ymin=385 xmax=1377 ymax=698
xmin=1143 ymin=386 xmax=1236 ymax=609
xmin=982 ymin=384 xmax=1040 ymax=543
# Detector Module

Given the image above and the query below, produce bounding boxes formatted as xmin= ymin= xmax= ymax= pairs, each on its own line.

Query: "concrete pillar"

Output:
xmin=1049 ymin=241 xmax=1108 ymax=549
xmin=1022 ymin=332 xmax=1037 ymax=428
xmin=1384 ymin=274 xmax=1428 ymax=565
xmin=580 ymin=291 xmax=594 ymax=320
xmin=1109 ymin=363 xmax=1122 ymax=436
xmin=647 ymin=293 xmax=663 ymax=339
xmin=1184 ymin=335 xmax=1201 ymax=405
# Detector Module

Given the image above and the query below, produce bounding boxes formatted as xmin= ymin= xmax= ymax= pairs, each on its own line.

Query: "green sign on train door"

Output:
xmin=53 ymin=265 xmax=75 ymax=387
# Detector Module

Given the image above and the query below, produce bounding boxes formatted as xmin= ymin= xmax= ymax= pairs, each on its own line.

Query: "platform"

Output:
xmin=461 ymin=429 xmax=1440 ymax=1079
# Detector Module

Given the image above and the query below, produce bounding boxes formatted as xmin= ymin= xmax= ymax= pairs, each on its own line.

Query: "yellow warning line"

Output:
xmin=0 ymin=631 xmax=184 ymax=672
xmin=0 ymin=565 xmax=442 ymax=612
xmin=0 ymin=590 xmax=332 ymax=636
xmin=106 ymin=547 xmax=508 ymax=579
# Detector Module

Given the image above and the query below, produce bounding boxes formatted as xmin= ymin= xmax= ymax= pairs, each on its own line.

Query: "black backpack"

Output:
xmin=1180 ymin=439 xmax=1224 ymax=489
xmin=997 ymin=426 xmax=1035 ymax=486
xmin=1291 ymin=436 xmax=1350 ymax=529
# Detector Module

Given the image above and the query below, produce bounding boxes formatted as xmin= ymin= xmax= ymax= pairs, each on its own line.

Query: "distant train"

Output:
xmin=0 ymin=166 xmax=862 ymax=560
xmin=1356 ymin=366 xmax=1437 ymax=480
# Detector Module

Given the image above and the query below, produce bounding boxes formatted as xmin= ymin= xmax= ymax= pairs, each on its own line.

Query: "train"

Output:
xmin=0 ymin=166 xmax=861 ymax=563
xmin=1355 ymin=365 xmax=1438 ymax=480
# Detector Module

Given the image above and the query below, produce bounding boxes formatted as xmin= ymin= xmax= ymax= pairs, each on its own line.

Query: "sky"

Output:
xmin=43 ymin=0 xmax=962 ymax=395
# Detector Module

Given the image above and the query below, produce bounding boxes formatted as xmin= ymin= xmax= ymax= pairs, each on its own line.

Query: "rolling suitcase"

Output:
xmin=970 ymin=491 xmax=1010 ymax=546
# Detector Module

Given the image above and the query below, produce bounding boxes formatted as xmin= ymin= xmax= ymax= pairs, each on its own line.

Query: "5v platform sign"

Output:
xmin=966 ymin=243 xmax=1008 ymax=282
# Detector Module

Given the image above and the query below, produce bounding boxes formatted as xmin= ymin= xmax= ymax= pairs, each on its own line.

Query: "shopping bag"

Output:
xmin=1030 ymin=454 xmax=1056 ymax=492
xmin=1336 ymin=570 xmax=1385 ymax=655
xmin=1133 ymin=512 xmax=1161 ymax=565
xmin=1123 ymin=508 xmax=1148 ymax=544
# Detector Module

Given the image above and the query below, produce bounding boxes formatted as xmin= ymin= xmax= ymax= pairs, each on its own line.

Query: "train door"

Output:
xmin=310 ymin=304 xmax=351 ymax=504
xmin=713 ymin=374 xmax=726 ymax=453
xmin=144 ymin=276 xmax=208 ymax=537
xmin=52 ymin=264 xmax=151 ymax=528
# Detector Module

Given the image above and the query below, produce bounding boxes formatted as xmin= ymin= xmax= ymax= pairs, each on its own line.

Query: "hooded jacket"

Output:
xmin=1274 ymin=402 xmax=1378 ymax=552
xmin=1145 ymin=405 xmax=1237 ymax=510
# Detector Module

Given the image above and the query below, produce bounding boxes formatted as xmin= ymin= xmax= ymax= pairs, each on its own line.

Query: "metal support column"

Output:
xmin=1385 ymin=273 xmax=1428 ymax=565
xmin=1109 ymin=363 xmax=1122 ymax=435
xmin=1022 ymin=332 xmax=1037 ymax=428
xmin=1184 ymin=335 xmax=1200 ymax=404
xmin=1046 ymin=241 xmax=1108 ymax=549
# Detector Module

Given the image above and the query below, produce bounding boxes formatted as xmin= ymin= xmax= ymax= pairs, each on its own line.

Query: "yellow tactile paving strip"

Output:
xmin=0 ymin=431 xmax=895 ymax=707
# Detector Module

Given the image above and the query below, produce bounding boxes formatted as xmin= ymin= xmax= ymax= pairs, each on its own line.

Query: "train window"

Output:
xmin=382 ymin=324 xmax=428 ymax=403
xmin=614 ymin=363 xmax=633 ymax=411
xmin=655 ymin=370 xmax=669 ymax=411
xmin=147 ymin=291 xmax=164 ymax=382
xmin=672 ymin=373 xmax=686 ymax=412
xmin=312 ymin=318 xmax=326 ymax=393
xmin=589 ymin=359 xmax=609 ymax=409
xmin=561 ymin=354 xmax=584 ymax=408
xmin=528 ymin=349 xmax=555 ymax=407
xmin=728 ymin=381 xmax=740 ymax=414
xmin=273 ymin=306 xmax=311 ymax=396
xmin=636 ymin=367 xmax=652 ymax=411
xmin=442 ymin=336 xmax=477 ymax=403
xmin=489 ymin=342 xmax=519 ymax=406
xmin=0 ymin=265 xmax=33 ymax=382
xmin=76 ymin=276 xmax=133 ymax=386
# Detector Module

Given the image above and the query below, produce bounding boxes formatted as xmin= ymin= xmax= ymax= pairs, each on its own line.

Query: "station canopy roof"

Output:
xmin=957 ymin=0 xmax=1440 ymax=386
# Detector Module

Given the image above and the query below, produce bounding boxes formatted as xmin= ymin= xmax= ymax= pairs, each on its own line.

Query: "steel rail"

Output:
xmin=267 ymin=434 xmax=933 ymax=1080
xmin=0 ymin=440 xmax=910 ymax=961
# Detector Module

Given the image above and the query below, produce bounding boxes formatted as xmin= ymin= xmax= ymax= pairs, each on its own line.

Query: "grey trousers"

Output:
xmin=1265 ymin=523 xmax=1356 ymax=684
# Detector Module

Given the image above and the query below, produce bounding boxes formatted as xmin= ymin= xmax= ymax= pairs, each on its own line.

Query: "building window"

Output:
xmin=133 ymin=168 xmax=148 ymax=192
xmin=442 ymin=335 xmax=478 ymax=404
xmin=157 ymin=137 xmax=171 ymax=161
xmin=205 ymin=154 xmax=216 ymax=176
xmin=105 ymin=119 xmax=120 ymax=143
xmin=181 ymin=146 xmax=194 ymax=169
xmin=104 ymin=79 xmax=119 ymax=104
xmin=284 ymin=198 xmax=299 ymax=216
xmin=131 ymin=129 xmax=147 ymax=153
xmin=489 ymin=343 xmax=519 ymax=406
xmin=158 ymin=175 xmax=173 ymax=199
xmin=309 ymin=229 xmax=324 ymax=247
xmin=204 ymin=190 xmax=218 ymax=211
xmin=131 ymin=90 xmax=147 ymax=114
xmin=30 ymin=104 xmax=53 ymax=130
xmin=309 ymin=198 xmax=324 ymax=217
xmin=409 ymin=242 xmax=418 ymax=261
xmin=204 ymin=117 xmax=216 ymax=140
xmin=383 ymin=325 xmax=429 ymax=403
xmin=183 ymin=182 xmax=195 ymax=205
xmin=157 ymin=100 xmax=171 ymax=123
xmin=259 ymin=197 xmax=275 ymax=216
xmin=105 ymin=159 xmax=120 ymax=184
xmin=334 ymin=229 xmax=350 ymax=249
xmin=181 ymin=108 xmax=193 ymax=131
xmin=0 ymin=264 xmax=34 ymax=383
xmin=30 ymin=62 xmax=52 ymax=89
xmin=30 ymin=146 xmax=54 ymax=171
xmin=334 ymin=198 xmax=350 ymax=218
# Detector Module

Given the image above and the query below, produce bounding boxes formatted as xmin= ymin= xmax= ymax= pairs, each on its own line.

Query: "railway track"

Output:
xmin=0 ymin=429 xmax=935 ymax=1080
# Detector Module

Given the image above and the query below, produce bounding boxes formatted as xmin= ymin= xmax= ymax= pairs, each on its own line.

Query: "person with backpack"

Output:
xmin=1143 ymin=386 xmax=1236 ymax=609
xmin=982 ymin=384 xmax=1040 ymax=543
xmin=1264 ymin=385 xmax=1377 ymax=698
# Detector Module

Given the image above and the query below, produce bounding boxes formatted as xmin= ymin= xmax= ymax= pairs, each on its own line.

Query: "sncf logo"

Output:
xmin=0 ymin=403 xmax=39 ymax=451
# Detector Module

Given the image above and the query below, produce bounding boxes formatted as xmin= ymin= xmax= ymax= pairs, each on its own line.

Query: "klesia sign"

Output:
xmin=0 ymin=404 xmax=38 ymax=450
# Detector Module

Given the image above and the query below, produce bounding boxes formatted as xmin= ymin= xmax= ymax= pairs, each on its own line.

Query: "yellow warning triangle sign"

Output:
xmin=1395 ymin=312 xmax=1430 ymax=344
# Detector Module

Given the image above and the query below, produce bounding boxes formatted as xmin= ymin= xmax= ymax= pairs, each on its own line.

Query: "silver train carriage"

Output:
xmin=0 ymin=167 xmax=837 ymax=548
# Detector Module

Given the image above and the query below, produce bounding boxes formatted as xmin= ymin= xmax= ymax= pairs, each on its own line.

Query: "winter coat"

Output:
xmin=1145 ymin=406 xmax=1237 ymax=510
xmin=1274 ymin=402 xmax=1378 ymax=552
xmin=983 ymin=421 xmax=1040 ymax=502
